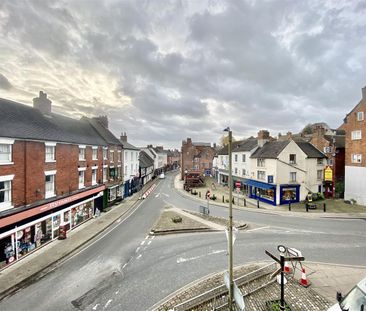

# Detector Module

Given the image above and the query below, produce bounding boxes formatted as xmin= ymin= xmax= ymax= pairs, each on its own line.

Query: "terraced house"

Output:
xmin=0 ymin=92 xmax=123 ymax=270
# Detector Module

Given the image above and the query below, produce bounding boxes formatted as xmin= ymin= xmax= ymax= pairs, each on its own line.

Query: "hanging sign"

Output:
xmin=324 ymin=166 xmax=333 ymax=181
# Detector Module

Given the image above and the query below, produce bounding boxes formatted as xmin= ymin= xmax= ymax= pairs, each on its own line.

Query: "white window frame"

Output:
xmin=103 ymin=147 xmax=108 ymax=160
xmin=242 ymin=154 xmax=246 ymax=162
xmin=92 ymin=146 xmax=98 ymax=160
xmin=0 ymin=139 xmax=14 ymax=165
xmin=357 ymin=111 xmax=364 ymax=121
xmin=289 ymin=154 xmax=296 ymax=164
xmin=110 ymin=150 xmax=114 ymax=162
xmin=234 ymin=167 xmax=238 ymax=174
xmin=103 ymin=165 xmax=108 ymax=182
xmin=234 ymin=154 xmax=238 ymax=162
xmin=45 ymin=142 xmax=56 ymax=162
xmin=257 ymin=158 xmax=265 ymax=167
xmin=45 ymin=170 xmax=56 ymax=199
xmin=78 ymin=168 xmax=86 ymax=189
xmin=0 ymin=174 xmax=14 ymax=211
xmin=79 ymin=145 xmax=86 ymax=161
xmin=242 ymin=169 xmax=246 ymax=176
xmin=118 ymin=150 xmax=122 ymax=162
xmin=290 ymin=172 xmax=297 ymax=182
xmin=351 ymin=154 xmax=362 ymax=163
xmin=351 ymin=130 xmax=362 ymax=140
xmin=257 ymin=170 xmax=265 ymax=180
xmin=317 ymin=170 xmax=323 ymax=180
xmin=92 ymin=167 xmax=98 ymax=185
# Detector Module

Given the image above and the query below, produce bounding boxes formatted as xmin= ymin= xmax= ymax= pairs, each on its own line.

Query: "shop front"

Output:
xmin=105 ymin=183 xmax=124 ymax=207
xmin=279 ymin=184 xmax=300 ymax=205
xmin=245 ymin=179 xmax=276 ymax=206
xmin=0 ymin=186 xmax=104 ymax=270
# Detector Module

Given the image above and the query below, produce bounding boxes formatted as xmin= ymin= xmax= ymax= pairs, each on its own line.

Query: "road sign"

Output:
xmin=235 ymin=181 xmax=241 ymax=187
xmin=224 ymin=271 xmax=230 ymax=289
xmin=233 ymin=282 xmax=245 ymax=310
xmin=276 ymin=274 xmax=287 ymax=285
xmin=225 ymin=227 xmax=239 ymax=245
xmin=288 ymin=247 xmax=302 ymax=257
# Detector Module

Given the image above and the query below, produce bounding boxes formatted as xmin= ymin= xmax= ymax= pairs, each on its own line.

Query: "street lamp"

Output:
xmin=224 ymin=126 xmax=233 ymax=310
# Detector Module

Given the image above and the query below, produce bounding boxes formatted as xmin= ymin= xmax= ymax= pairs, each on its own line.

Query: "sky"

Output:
xmin=0 ymin=0 xmax=365 ymax=149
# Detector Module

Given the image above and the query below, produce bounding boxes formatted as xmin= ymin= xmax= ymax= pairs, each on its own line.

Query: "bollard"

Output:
xmin=222 ymin=195 xmax=225 ymax=203
xmin=323 ymin=203 xmax=326 ymax=212
xmin=232 ymin=198 xmax=235 ymax=205
xmin=244 ymin=198 xmax=246 ymax=207
xmin=306 ymin=203 xmax=308 ymax=212
xmin=289 ymin=201 xmax=291 ymax=211
xmin=257 ymin=199 xmax=259 ymax=209
xmin=199 ymin=191 xmax=201 ymax=198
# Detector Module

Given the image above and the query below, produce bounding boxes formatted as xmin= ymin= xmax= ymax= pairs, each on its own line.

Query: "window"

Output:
xmin=357 ymin=111 xmax=364 ymax=121
xmin=110 ymin=150 xmax=114 ymax=162
xmin=0 ymin=144 xmax=12 ymax=163
xmin=290 ymin=172 xmax=297 ymax=182
xmin=124 ymin=165 xmax=128 ymax=176
xmin=289 ymin=154 xmax=296 ymax=164
xmin=78 ymin=170 xmax=85 ymax=189
xmin=242 ymin=154 xmax=246 ymax=162
xmin=92 ymin=147 xmax=98 ymax=160
xmin=257 ymin=170 xmax=265 ymax=180
xmin=327 ymin=158 xmax=333 ymax=166
xmin=118 ymin=151 xmax=122 ymax=162
xmin=234 ymin=154 xmax=238 ymax=162
xmin=0 ymin=175 xmax=13 ymax=210
xmin=323 ymin=146 xmax=332 ymax=153
xmin=257 ymin=158 xmax=265 ymax=167
xmin=45 ymin=144 xmax=56 ymax=162
xmin=79 ymin=146 xmax=86 ymax=160
xmin=131 ymin=163 xmax=133 ymax=175
xmin=125 ymin=151 xmax=128 ymax=162
xmin=317 ymin=170 xmax=323 ymax=180
xmin=317 ymin=158 xmax=323 ymax=165
xmin=352 ymin=154 xmax=362 ymax=163
xmin=234 ymin=167 xmax=238 ymax=174
xmin=103 ymin=148 xmax=108 ymax=160
xmin=92 ymin=168 xmax=97 ymax=185
xmin=45 ymin=173 xmax=55 ymax=198
xmin=351 ymin=130 xmax=362 ymax=140
xmin=242 ymin=169 xmax=246 ymax=176
xmin=109 ymin=187 xmax=117 ymax=202
xmin=103 ymin=167 xmax=108 ymax=182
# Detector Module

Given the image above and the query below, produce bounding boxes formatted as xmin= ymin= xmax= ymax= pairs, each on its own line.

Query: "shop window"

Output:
xmin=351 ymin=130 xmax=362 ymax=140
xmin=317 ymin=170 xmax=323 ymax=180
xmin=52 ymin=214 xmax=60 ymax=239
xmin=109 ymin=187 xmax=117 ymax=202
xmin=289 ymin=154 xmax=296 ymax=164
xmin=352 ymin=154 xmax=362 ymax=163
xmin=290 ymin=172 xmax=297 ymax=182
xmin=357 ymin=111 xmax=364 ymax=121
xmin=0 ymin=144 xmax=12 ymax=163
xmin=92 ymin=169 xmax=97 ymax=185
xmin=79 ymin=147 xmax=86 ymax=160
xmin=1 ymin=235 xmax=15 ymax=268
xmin=71 ymin=202 xmax=93 ymax=228
xmin=92 ymin=147 xmax=98 ymax=160
xmin=16 ymin=227 xmax=35 ymax=259
xmin=117 ymin=185 xmax=123 ymax=198
xmin=282 ymin=188 xmax=296 ymax=201
xmin=45 ymin=174 xmax=55 ymax=198
xmin=45 ymin=145 xmax=55 ymax=162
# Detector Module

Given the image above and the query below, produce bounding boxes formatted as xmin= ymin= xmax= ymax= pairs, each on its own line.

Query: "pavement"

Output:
xmin=0 ymin=172 xmax=365 ymax=311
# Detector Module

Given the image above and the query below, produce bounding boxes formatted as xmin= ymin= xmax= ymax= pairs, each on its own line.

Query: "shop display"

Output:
xmin=71 ymin=202 xmax=93 ymax=227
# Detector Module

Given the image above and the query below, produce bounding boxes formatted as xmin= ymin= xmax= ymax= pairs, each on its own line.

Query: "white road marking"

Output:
xmin=155 ymin=193 xmax=160 ymax=198
xmin=104 ymin=299 xmax=113 ymax=308
xmin=92 ymin=304 xmax=100 ymax=310
xmin=137 ymin=254 xmax=142 ymax=259
xmin=145 ymin=236 xmax=149 ymax=240
xmin=177 ymin=249 xmax=226 ymax=264
xmin=147 ymin=241 xmax=152 ymax=245
xmin=135 ymin=247 xmax=140 ymax=253
xmin=162 ymin=193 xmax=170 ymax=197
xmin=140 ymin=241 xmax=145 ymax=246
xmin=115 ymin=290 xmax=119 ymax=295
xmin=246 ymin=226 xmax=270 ymax=232
xmin=151 ymin=236 xmax=155 ymax=240
xmin=122 ymin=263 xmax=127 ymax=269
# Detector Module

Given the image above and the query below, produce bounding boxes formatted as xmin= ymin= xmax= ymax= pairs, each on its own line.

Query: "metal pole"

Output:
xmin=228 ymin=129 xmax=233 ymax=310
xmin=280 ymin=254 xmax=285 ymax=311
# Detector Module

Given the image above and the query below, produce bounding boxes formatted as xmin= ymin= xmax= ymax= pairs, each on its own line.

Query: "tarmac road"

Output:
xmin=0 ymin=172 xmax=365 ymax=311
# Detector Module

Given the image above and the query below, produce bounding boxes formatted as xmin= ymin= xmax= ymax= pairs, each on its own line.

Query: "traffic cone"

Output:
xmin=284 ymin=261 xmax=291 ymax=274
xmin=299 ymin=267 xmax=310 ymax=287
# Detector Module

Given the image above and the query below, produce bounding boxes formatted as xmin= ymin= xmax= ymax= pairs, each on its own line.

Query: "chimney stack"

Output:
xmin=287 ymin=132 xmax=293 ymax=140
xmin=257 ymin=130 xmax=270 ymax=147
xmin=33 ymin=91 xmax=52 ymax=115
xmin=93 ymin=115 xmax=109 ymax=129
xmin=120 ymin=132 xmax=127 ymax=142
xmin=362 ymin=86 xmax=366 ymax=100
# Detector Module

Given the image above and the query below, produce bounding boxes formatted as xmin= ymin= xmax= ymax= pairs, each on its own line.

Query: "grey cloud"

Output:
xmin=0 ymin=73 xmax=12 ymax=90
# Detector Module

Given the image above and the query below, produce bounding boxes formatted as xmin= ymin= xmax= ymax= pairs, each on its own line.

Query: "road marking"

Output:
xmin=140 ymin=241 xmax=145 ymax=246
xmin=137 ymin=254 xmax=142 ymax=259
xmin=245 ymin=226 xmax=270 ymax=232
xmin=145 ymin=235 xmax=149 ymax=240
xmin=116 ymin=218 xmax=121 ymax=223
xmin=151 ymin=236 xmax=155 ymax=240
xmin=162 ymin=193 xmax=170 ymax=197
xmin=147 ymin=240 xmax=152 ymax=245
xmin=135 ymin=247 xmax=140 ymax=253
xmin=104 ymin=299 xmax=113 ymax=308
xmin=177 ymin=249 xmax=226 ymax=264
xmin=122 ymin=263 xmax=127 ymax=269
xmin=92 ymin=304 xmax=100 ymax=310
xmin=115 ymin=290 xmax=119 ymax=295
xmin=155 ymin=193 xmax=160 ymax=198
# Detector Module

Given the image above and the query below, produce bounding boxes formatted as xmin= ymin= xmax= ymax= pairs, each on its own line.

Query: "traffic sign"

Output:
xmin=235 ymin=181 xmax=241 ymax=187
xmin=223 ymin=272 xmax=245 ymax=311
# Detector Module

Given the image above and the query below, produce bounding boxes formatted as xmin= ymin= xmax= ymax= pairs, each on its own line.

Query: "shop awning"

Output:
xmin=245 ymin=179 xmax=275 ymax=190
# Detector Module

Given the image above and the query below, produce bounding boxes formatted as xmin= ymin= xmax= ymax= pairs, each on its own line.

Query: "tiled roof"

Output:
xmin=85 ymin=117 xmax=121 ymax=145
xmin=324 ymin=135 xmax=345 ymax=148
xmin=139 ymin=150 xmax=154 ymax=168
xmin=0 ymin=98 xmax=106 ymax=145
xmin=251 ymin=141 xmax=290 ymax=158
xmin=121 ymin=140 xmax=139 ymax=150
xmin=295 ymin=142 xmax=327 ymax=158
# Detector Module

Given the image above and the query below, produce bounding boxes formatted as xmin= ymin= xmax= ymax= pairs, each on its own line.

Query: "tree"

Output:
xmin=219 ymin=134 xmax=236 ymax=147
xmin=302 ymin=123 xmax=313 ymax=135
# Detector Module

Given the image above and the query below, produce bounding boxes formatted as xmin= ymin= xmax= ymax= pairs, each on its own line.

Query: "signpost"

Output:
xmin=235 ymin=182 xmax=241 ymax=205
xmin=265 ymin=245 xmax=305 ymax=311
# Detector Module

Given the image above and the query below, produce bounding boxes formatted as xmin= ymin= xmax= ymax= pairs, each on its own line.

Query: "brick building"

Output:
xmin=0 ymin=92 xmax=123 ymax=269
xmin=342 ymin=86 xmax=366 ymax=205
xmin=181 ymin=138 xmax=216 ymax=179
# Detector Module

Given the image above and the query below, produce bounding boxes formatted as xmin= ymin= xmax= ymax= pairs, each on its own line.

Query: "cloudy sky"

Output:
xmin=0 ymin=0 xmax=365 ymax=148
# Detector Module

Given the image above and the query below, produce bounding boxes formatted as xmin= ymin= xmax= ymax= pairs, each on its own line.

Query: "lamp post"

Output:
xmin=224 ymin=127 xmax=233 ymax=310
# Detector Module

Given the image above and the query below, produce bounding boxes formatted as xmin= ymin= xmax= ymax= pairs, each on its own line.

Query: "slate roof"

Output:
xmin=233 ymin=138 xmax=258 ymax=152
xmin=121 ymin=140 xmax=139 ymax=150
xmin=251 ymin=141 xmax=290 ymax=158
xmin=85 ymin=117 xmax=121 ymax=146
xmin=295 ymin=142 xmax=326 ymax=158
xmin=192 ymin=142 xmax=211 ymax=147
xmin=139 ymin=150 xmax=154 ymax=168
xmin=0 ymin=98 xmax=106 ymax=145
xmin=324 ymin=135 xmax=345 ymax=148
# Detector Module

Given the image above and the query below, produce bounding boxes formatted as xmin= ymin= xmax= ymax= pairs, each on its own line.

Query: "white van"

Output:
xmin=328 ymin=276 xmax=366 ymax=311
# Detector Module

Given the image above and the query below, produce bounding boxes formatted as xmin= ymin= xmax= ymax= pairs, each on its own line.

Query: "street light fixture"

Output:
xmin=224 ymin=126 xmax=233 ymax=310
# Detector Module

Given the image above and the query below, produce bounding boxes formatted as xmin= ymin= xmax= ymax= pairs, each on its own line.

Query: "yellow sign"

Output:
xmin=324 ymin=166 xmax=333 ymax=181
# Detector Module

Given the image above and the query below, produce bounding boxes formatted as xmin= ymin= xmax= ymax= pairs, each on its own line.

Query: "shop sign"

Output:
xmin=268 ymin=175 xmax=273 ymax=184
xmin=324 ymin=166 xmax=333 ymax=181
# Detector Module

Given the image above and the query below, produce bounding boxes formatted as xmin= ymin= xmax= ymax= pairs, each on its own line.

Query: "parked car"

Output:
xmin=328 ymin=276 xmax=366 ymax=311
xmin=159 ymin=173 xmax=165 ymax=179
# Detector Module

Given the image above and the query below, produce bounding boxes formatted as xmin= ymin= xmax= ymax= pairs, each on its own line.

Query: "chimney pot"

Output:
xmin=33 ymin=91 xmax=52 ymax=115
